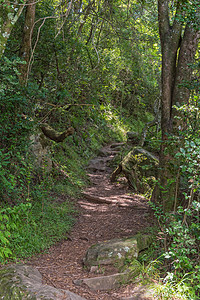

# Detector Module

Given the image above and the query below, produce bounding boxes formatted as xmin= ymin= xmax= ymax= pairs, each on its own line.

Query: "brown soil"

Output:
xmin=28 ymin=143 xmax=155 ymax=299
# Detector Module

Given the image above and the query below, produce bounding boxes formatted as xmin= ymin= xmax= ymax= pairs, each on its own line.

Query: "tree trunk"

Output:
xmin=19 ymin=0 xmax=36 ymax=85
xmin=0 ymin=1 xmax=27 ymax=58
xmin=172 ymin=24 xmax=200 ymax=108
xmin=157 ymin=0 xmax=200 ymax=211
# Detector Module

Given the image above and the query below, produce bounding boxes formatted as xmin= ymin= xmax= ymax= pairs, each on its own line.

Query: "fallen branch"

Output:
xmin=40 ymin=123 xmax=74 ymax=142
xmin=40 ymin=103 xmax=96 ymax=123
xmin=110 ymin=164 xmax=122 ymax=182
xmin=82 ymin=193 xmax=113 ymax=204
xmin=139 ymin=119 xmax=158 ymax=147
xmin=53 ymin=161 xmax=69 ymax=178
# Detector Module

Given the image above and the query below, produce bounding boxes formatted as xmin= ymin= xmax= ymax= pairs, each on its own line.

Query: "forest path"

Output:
xmin=29 ymin=143 xmax=154 ymax=300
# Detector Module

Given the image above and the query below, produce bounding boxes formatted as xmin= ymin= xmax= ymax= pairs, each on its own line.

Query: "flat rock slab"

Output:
xmin=74 ymin=272 xmax=129 ymax=291
xmin=121 ymin=284 xmax=156 ymax=299
xmin=110 ymin=142 xmax=125 ymax=149
xmin=98 ymin=148 xmax=120 ymax=157
xmin=0 ymin=264 xmax=86 ymax=300
xmin=86 ymin=157 xmax=111 ymax=172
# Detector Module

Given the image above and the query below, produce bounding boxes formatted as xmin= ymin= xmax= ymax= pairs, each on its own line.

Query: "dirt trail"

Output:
xmin=29 ymin=143 xmax=154 ymax=299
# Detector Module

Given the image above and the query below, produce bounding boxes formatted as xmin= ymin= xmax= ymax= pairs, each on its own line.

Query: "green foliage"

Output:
xmin=0 ymin=203 xmax=32 ymax=261
xmin=0 ymin=57 xmax=33 ymax=149
xmin=149 ymin=201 xmax=200 ymax=298
xmin=171 ymin=99 xmax=200 ymax=209
xmin=144 ymin=92 xmax=200 ymax=298
xmin=153 ymin=277 xmax=196 ymax=300
xmin=0 ymin=57 xmax=34 ymax=203
xmin=0 ymin=197 xmax=76 ymax=262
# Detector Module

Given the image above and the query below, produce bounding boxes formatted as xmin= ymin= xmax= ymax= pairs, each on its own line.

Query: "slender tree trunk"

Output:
xmin=19 ymin=0 xmax=36 ymax=85
xmin=0 ymin=1 xmax=27 ymax=58
xmin=77 ymin=1 xmax=95 ymax=36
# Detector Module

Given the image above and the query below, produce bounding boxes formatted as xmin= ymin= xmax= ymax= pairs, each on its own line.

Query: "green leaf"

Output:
xmin=180 ymin=148 xmax=185 ymax=155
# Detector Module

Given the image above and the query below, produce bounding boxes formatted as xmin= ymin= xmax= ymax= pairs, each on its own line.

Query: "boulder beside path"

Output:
xmin=83 ymin=234 xmax=152 ymax=269
xmin=0 ymin=264 xmax=86 ymax=300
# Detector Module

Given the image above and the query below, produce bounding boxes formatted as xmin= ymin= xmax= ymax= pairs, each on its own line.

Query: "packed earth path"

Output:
xmin=28 ymin=143 xmax=155 ymax=299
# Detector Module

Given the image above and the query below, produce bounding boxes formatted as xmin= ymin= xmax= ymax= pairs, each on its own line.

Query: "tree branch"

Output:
xmin=40 ymin=123 xmax=74 ymax=143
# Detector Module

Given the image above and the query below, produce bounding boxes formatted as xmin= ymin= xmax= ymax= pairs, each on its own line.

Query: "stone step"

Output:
xmin=73 ymin=272 xmax=129 ymax=291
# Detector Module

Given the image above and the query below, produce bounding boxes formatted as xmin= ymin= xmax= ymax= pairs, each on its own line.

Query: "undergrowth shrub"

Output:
xmin=148 ymin=201 xmax=200 ymax=299
xmin=0 ymin=203 xmax=32 ymax=261
xmin=140 ymin=99 xmax=200 ymax=299
xmin=0 ymin=197 xmax=76 ymax=262
xmin=0 ymin=57 xmax=34 ymax=203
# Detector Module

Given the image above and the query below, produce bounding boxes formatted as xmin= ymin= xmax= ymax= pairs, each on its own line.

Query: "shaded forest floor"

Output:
xmin=28 ymin=143 xmax=155 ymax=299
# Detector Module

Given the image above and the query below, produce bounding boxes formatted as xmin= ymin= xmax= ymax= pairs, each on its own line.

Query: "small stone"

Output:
xmin=90 ymin=266 xmax=98 ymax=273
xmin=73 ymin=279 xmax=83 ymax=286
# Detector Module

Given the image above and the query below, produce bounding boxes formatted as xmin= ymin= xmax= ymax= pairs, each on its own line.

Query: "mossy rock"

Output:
xmin=120 ymin=147 xmax=158 ymax=194
xmin=126 ymin=131 xmax=140 ymax=145
xmin=0 ymin=266 xmax=36 ymax=300
xmin=30 ymin=134 xmax=52 ymax=172
xmin=0 ymin=264 xmax=85 ymax=300
xmin=83 ymin=234 xmax=152 ymax=271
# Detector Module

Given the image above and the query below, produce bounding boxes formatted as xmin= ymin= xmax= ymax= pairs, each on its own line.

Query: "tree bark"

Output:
xmin=19 ymin=0 xmax=36 ymax=85
xmin=172 ymin=24 xmax=200 ymax=107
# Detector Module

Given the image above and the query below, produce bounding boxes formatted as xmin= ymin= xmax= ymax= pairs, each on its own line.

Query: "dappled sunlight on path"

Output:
xmin=29 ymin=143 xmax=154 ymax=299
